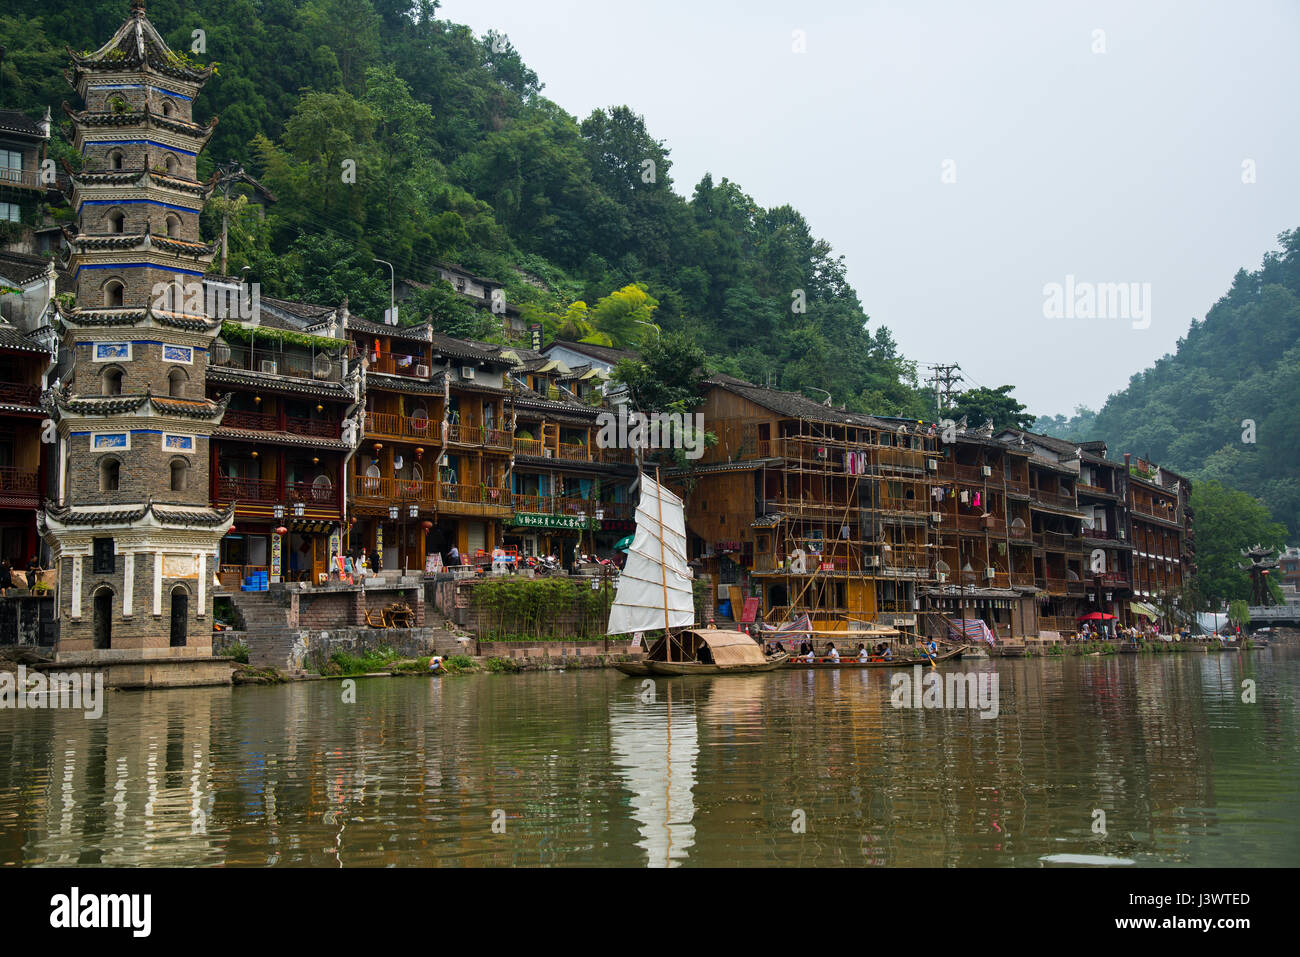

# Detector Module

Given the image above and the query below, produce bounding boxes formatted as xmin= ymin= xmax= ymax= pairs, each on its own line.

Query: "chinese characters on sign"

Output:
xmin=511 ymin=512 xmax=592 ymax=530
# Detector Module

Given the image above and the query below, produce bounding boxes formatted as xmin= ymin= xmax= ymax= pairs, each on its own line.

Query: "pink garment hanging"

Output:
xmin=973 ymin=491 xmax=981 ymax=508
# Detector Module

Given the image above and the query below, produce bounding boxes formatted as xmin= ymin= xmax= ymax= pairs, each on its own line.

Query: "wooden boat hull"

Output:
xmin=645 ymin=652 xmax=790 ymax=676
xmin=784 ymin=646 xmax=966 ymax=669
xmin=614 ymin=661 xmax=654 ymax=677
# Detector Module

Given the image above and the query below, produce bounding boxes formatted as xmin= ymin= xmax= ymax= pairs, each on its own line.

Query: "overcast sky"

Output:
xmin=443 ymin=0 xmax=1300 ymax=417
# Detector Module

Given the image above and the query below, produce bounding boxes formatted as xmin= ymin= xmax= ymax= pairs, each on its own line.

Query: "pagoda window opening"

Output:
xmin=163 ymin=153 xmax=179 ymax=175
xmin=99 ymin=457 xmax=121 ymax=492
xmin=167 ymin=367 xmax=187 ymax=397
xmin=107 ymin=210 xmax=126 ymax=233
xmin=169 ymin=457 xmax=190 ymax=492
xmin=104 ymin=280 xmax=125 ymax=308
xmin=165 ymin=213 xmax=182 ymax=238
xmin=108 ymin=150 xmax=124 ymax=171
xmin=161 ymin=99 xmax=176 ymax=118
xmin=101 ymin=366 xmax=124 ymax=396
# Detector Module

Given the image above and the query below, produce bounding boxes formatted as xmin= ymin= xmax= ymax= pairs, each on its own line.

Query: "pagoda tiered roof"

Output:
xmin=64 ymin=2 xmax=215 ymax=88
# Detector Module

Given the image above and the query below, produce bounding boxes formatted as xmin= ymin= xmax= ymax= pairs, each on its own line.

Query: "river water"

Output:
xmin=1 ymin=650 xmax=1296 ymax=867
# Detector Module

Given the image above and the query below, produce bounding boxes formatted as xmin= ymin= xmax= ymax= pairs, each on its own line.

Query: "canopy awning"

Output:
xmin=1130 ymin=601 xmax=1161 ymax=619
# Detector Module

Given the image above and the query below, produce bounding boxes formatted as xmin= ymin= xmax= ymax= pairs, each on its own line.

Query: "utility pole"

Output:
xmin=928 ymin=363 xmax=961 ymax=418
xmin=213 ymin=160 xmax=245 ymax=276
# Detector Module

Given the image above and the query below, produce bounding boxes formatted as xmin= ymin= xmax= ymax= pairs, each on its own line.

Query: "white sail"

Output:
xmin=607 ymin=472 xmax=695 ymax=635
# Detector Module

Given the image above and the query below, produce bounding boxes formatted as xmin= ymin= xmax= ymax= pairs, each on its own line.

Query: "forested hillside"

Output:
xmin=1035 ymin=229 xmax=1300 ymax=537
xmin=0 ymin=0 xmax=926 ymax=417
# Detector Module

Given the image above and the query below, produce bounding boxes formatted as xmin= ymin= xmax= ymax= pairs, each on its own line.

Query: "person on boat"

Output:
xmin=826 ymin=642 xmax=839 ymax=663
xmin=804 ymin=644 xmax=816 ymax=663
xmin=858 ymin=643 xmax=870 ymax=662
xmin=926 ymin=639 xmax=939 ymax=657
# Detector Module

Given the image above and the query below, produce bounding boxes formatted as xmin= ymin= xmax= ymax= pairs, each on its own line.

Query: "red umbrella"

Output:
xmin=1077 ymin=612 xmax=1116 ymax=620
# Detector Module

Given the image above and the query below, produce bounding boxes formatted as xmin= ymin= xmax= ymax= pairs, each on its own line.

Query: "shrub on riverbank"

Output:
xmin=471 ymin=577 xmax=612 ymax=640
xmin=324 ymin=645 xmax=400 ymax=676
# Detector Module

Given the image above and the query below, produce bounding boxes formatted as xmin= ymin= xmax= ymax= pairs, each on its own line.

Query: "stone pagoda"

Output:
xmin=38 ymin=0 xmax=232 ymax=670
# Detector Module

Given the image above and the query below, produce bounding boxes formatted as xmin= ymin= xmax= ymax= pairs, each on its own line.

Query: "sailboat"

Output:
xmin=610 ymin=470 xmax=788 ymax=676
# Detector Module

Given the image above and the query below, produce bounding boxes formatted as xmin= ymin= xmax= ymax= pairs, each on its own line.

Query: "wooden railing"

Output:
xmin=369 ymin=353 xmax=427 ymax=377
xmin=365 ymin=411 xmax=437 ymax=440
xmin=286 ymin=416 xmax=339 ymax=439
xmin=556 ymin=442 xmax=590 ymax=461
xmin=513 ymin=436 xmax=545 ymax=456
xmin=287 ymin=481 xmax=337 ymax=506
xmin=0 ymin=380 xmax=41 ymax=406
xmin=1038 ymin=615 xmax=1076 ymax=633
xmin=214 ymin=476 xmax=278 ymax=503
xmin=439 ymin=482 xmax=511 ymax=509
xmin=0 ymin=168 xmax=46 ymax=190
xmin=484 ymin=428 xmax=513 ymax=449
xmin=353 ymin=474 xmax=439 ymax=504
xmin=447 ymin=423 xmax=483 ymax=446
xmin=0 ymin=466 xmax=40 ymax=508
xmin=221 ymin=409 xmax=279 ymax=431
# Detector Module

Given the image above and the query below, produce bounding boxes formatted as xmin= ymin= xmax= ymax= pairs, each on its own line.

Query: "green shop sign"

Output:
xmin=511 ymin=512 xmax=592 ymax=530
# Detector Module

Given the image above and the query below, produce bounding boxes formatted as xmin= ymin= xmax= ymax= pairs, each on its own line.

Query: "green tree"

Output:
xmin=1189 ymin=480 xmax=1288 ymax=604
xmin=950 ymin=385 xmax=1036 ymax=431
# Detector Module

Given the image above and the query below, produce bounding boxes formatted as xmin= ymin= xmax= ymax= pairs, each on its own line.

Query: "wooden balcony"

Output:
xmin=353 ymin=474 xmax=439 ymax=506
xmin=1010 ymin=571 xmax=1036 ymax=587
xmin=214 ymin=476 xmax=279 ymax=504
xmin=0 ymin=168 xmax=48 ymax=190
xmin=0 ymin=380 xmax=41 ymax=407
xmin=439 ymin=482 xmax=512 ymax=516
xmin=1038 ymin=615 xmax=1076 ymax=634
xmin=365 ymin=411 xmax=437 ymax=441
xmin=954 ymin=464 xmax=996 ymax=483
xmin=369 ymin=353 xmax=428 ymax=377
xmin=0 ymin=466 xmax=40 ymax=509
xmin=514 ymin=436 xmax=545 ymax=456
xmin=447 ymin=423 xmax=484 ymax=446
xmin=221 ymin=409 xmax=280 ymax=432
xmin=556 ymin=442 xmax=590 ymax=462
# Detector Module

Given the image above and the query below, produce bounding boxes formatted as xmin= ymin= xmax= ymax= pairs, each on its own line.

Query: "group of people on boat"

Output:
xmin=775 ymin=639 xmax=904 ymax=664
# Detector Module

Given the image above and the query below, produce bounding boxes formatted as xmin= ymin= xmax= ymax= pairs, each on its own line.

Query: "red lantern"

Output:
xmin=275 ymin=526 xmax=288 ymax=536
xmin=421 ymin=520 xmax=433 ymax=531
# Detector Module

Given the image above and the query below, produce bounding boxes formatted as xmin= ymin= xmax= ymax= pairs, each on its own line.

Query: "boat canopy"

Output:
xmin=644 ymin=628 xmax=767 ymax=666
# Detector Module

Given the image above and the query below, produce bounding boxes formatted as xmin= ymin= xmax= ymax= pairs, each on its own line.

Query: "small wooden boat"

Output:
xmin=625 ymin=628 xmax=789 ymax=676
xmin=614 ymin=660 xmax=655 ymax=677
xmin=784 ymin=645 xmax=966 ymax=669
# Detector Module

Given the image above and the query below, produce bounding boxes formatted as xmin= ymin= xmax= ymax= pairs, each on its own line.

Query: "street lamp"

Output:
xmin=374 ymin=258 xmax=396 ymax=325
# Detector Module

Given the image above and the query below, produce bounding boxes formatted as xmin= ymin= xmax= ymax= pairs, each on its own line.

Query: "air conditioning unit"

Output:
xmin=864 ymin=555 xmax=880 ymax=568
xmin=982 ymin=466 xmax=993 ymax=477
xmin=930 ymin=512 xmax=942 ymax=523
xmin=815 ymin=447 xmax=828 ymax=459
xmin=259 ymin=359 xmax=277 ymax=374
xmin=983 ymin=567 xmax=997 ymax=580
xmin=460 ymin=366 xmax=476 ymax=380
xmin=927 ymin=459 xmax=938 ymax=471
xmin=415 ymin=364 xmax=430 ymax=377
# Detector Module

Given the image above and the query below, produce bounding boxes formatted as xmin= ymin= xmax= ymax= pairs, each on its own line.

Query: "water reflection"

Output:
xmin=609 ymin=683 xmax=698 ymax=867
xmin=0 ymin=650 xmax=1295 ymax=867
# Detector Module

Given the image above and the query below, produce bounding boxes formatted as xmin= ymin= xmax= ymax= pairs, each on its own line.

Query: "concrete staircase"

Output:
xmin=227 ymin=591 xmax=304 ymax=672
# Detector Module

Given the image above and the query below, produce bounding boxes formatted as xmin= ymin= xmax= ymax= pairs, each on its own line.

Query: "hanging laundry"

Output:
xmin=973 ymin=491 xmax=981 ymax=508
xmin=960 ymin=490 xmax=970 ymax=505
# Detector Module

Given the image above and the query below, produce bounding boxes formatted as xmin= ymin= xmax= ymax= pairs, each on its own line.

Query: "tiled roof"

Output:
xmin=0 ymin=322 xmax=49 ymax=355
xmin=706 ymin=373 xmax=886 ymax=428
xmin=0 ymin=110 xmax=43 ymax=138
xmin=346 ymin=315 xmax=431 ymax=342
xmin=205 ymin=366 xmax=352 ymax=399
xmin=42 ymin=502 xmax=233 ymax=527
xmin=261 ymin=296 xmax=337 ymax=328
xmin=545 ymin=339 xmax=638 ymax=366
xmin=211 ymin=426 xmax=350 ymax=450
xmin=431 ymin=333 xmax=507 ymax=364
xmin=0 ymin=251 xmax=55 ymax=285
